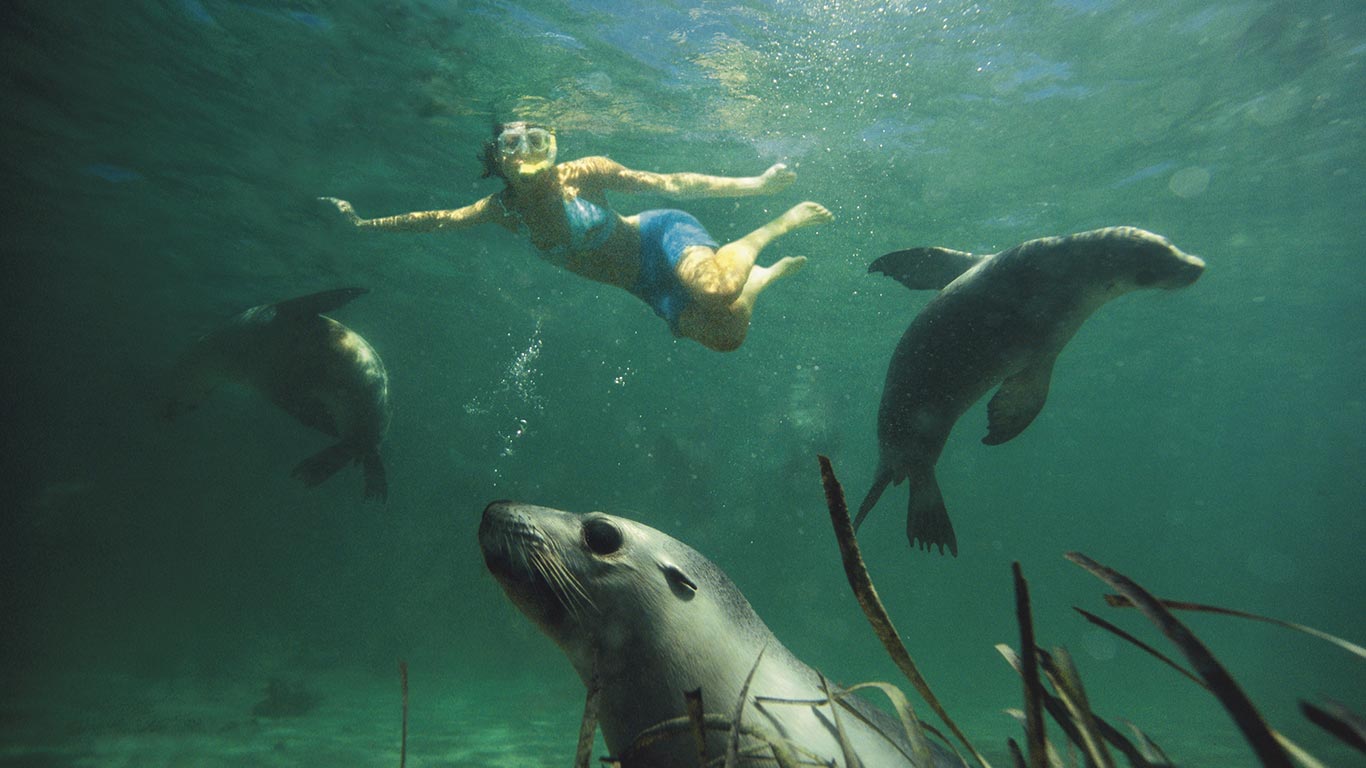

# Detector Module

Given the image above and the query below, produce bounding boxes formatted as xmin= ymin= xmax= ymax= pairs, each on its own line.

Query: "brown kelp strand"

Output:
xmin=1299 ymin=699 xmax=1366 ymax=756
xmin=685 ymin=687 xmax=709 ymax=766
xmin=998 ymin=645 xmax=1165 ymax=768
xmin=1072 ymin=605 xmax=1324 ymax=766
xmin=1006 ymin=737 xmax=1027 ymax=768
xmin=1037 ymin=648 xmax=1113 ymax=768
xmin=726 ymin=645 xmax=767 ymax=768
xmin=614 ymin=712 xmax=809 ymax=767
xmin=818 ymin=454 xmax=990 ymax=768
xmin=841 ymin=681 xmax=936 ymax=766
xmin=575 ymin=672 xmax=601 ymax=768
xmin=1100 ymin=595 xmax=1366 ymax=661
xmin=1065 ymin=552 xmax=1293 ymax=768
xmin=1072 ymin=608 xmax=1202 ymax=687
xmin=1121 ymin=721 xmax=1172 ymax=767
xmin=1002 ymin=710 xmax=1067 ymax=768
xmin=1012 ymin=562 xmax=1047 ymax=768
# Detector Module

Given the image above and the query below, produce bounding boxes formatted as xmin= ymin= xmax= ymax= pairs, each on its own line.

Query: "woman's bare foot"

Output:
xmin=777 ymin=201 xmax=834 ymax=233
xmin=735 ymin=255 xmax=807 ymax=310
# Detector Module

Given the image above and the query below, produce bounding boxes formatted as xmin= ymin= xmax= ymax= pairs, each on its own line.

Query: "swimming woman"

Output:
xmin=321 ymin=122 xmax=832 ymax=351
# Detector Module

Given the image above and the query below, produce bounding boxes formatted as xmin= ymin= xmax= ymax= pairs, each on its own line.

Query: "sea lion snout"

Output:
xmin=1160 ymin=247 xmax=1205 ymax=289
xmin=479 ymin=500 xmax=542 ymax=568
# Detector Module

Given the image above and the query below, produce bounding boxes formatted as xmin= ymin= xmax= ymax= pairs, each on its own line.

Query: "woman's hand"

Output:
xmin=758 ymin=163 xmax=796 ymax=193
xmin=319 ymin=196 xmax=362 ymax=226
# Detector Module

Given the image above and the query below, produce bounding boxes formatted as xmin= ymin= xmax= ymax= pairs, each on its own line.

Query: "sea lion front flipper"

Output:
xmin=292 ymin=441 xmax=356 ymax=488
xmin=274 ymin=288 xmax=369 ymax=320
xmin=361 ymin=449 xmax=387 ymax=502
xmin=983 ymin=356 xmax=1056 ymax=446
xmin=869 ymin=247 xmax=985 ymax=291
xmin=270 ymin=389 xmax=340 ymax=437
xmin=907 ymin=468 xmax=957 ymax=556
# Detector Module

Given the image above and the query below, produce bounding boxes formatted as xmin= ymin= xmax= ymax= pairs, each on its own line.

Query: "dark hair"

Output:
xmin=478 ymin=121 xmax=554 ymax=181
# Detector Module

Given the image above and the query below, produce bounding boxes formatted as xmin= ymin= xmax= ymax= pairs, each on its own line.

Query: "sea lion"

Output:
xmin=479 ymin=500 xmax=966 ymax=767
xmin=166 ymin=288 xmax=390 ymax=500
xmin=857 ymin=227 xmax=1205 ymax=556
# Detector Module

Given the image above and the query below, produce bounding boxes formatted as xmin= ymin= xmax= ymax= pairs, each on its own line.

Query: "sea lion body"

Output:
xmin=858 ymin=227 xmax=1205 ymax=555
xmin=168 ymin=288 xmax=390 ymax=500
xmin=480 ymin=501 xmax=964 ymax=767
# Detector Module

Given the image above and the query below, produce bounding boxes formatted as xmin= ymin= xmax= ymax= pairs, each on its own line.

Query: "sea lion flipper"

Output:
xmin=854 ymin=468 xmax=895 ymax=529
xmin=270 ymin=390 xmax=339 ymax=437
xmin=869 ymin=247 xmax=984 ymax=291
xmin=362 ymin=450 xmax=387 ymax=502
xmin=274 ymin=288 xmax=369 ymax=320
xmin=983 ymin=356 xmax=1056 ymax=446
xmin=907 ymin=469 xmax=957 ymax=557
xmin=292 ymin=441 xmax=356 ymax=488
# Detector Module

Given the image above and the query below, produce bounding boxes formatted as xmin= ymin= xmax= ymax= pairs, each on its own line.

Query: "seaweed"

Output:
xmin=575 ymin=671 xmax=601 ymax=768
xmin=818 ymin=671 xmax=861 ymax=768
xmin=552 ymin=458 xmax=1360 ymax=767
xmin=1099 ymin=594 xmax=1366 ymax=661
xmin=725 ymin=646 xmax=767 ymax=768
xmin=818 ymin=454 xmax=989 ymax=768
xmin=1012 ymin=562 xmax=1047 ymax=768
xmin=1065 ymin=552 xmax=1293 ymax=767
xmin=839 ymin=681 xmax=935 ymax=766
xmin=1299 ymin=699 xmax=1366 ymax=755
xmin=686 ymin=687 xmax=709 ymax=766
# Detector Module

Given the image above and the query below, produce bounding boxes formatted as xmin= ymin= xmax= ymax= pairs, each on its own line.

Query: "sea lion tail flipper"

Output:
xmin=907 ymin=470 xmax=958 ymax=557
xmin=362 ymin=450 xmax=388 ymax=503
xmin=274 ymin=288 xmax=369 ymax=320
xmin=869 ymin=247 xmax=985 ymax=291
xmin=983 ymin=356 xmax=1056 ymax=446
xmin=292 ymin=441 xmax=355 ymax=488
xmin=854 ymin=469 xmax=894 ymax=530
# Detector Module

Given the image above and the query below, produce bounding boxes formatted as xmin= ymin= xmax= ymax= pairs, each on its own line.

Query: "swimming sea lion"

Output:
xmin=166 ymin=288 xmax=390 ymax=500
xmin=857 ymin=227 xmax=1205 ymax=556
xmin=479 ymin=500 xmax=966 ymax=767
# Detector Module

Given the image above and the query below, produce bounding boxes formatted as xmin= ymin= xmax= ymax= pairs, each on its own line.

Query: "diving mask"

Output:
xmin=497 ymin=125 xmax=555 ymax=155
xmin=497 ymin=124 xmax=557 ymax=177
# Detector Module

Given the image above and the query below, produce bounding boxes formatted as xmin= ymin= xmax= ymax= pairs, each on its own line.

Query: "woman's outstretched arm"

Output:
xmin=583 ymin=157 xmax=797 ymax=200
xmin=319 ymin=195 xmax=501 ymax=232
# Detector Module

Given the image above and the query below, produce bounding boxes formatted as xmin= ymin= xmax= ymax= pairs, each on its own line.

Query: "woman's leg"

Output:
xmin=675 ymin=202 xmax=832 ymax=351
xmin=676 ymin=202 xmax=832 ymax=305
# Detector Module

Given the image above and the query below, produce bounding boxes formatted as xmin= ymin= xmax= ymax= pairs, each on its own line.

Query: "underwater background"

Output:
xmin=2 ymin=0 xmax=1363 ymax=765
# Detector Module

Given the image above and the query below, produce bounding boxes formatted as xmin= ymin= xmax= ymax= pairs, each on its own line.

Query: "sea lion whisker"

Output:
xmin=532 ymin=548 xmax=597 ymax=619
xmin=540 ymin=537 xmax=597 ymax=612
xmin=534 ymin=543 xmax=592 ymax=610
xmin=530 ymin=549 xmax=585 ymax=619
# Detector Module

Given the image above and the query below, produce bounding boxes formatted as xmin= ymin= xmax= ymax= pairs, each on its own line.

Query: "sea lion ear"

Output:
xmin=660 ymin=562 xmax=698 ymax=601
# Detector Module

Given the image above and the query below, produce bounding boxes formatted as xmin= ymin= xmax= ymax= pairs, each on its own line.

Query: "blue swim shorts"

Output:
xmin=632 ymin=209 xmax=719 ymax=331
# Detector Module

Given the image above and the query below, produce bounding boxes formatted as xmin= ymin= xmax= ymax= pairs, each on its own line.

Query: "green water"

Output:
xmin=2 ymin=1 xmax=1362 ymax=765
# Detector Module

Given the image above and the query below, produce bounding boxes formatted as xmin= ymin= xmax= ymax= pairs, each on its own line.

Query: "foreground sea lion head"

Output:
xmin=479 ymin=501 xmax=963 ymax=766
xmin=479 ymin=501 xmax=766 ymax=680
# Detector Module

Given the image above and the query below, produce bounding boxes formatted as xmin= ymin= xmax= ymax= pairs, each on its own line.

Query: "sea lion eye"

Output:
xmin=583 ymin=519 xmax=623 ymax=555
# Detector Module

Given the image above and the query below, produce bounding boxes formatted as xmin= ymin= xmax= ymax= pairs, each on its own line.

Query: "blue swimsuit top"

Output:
xmin=501 ymin=192 xmax=617 ymax=264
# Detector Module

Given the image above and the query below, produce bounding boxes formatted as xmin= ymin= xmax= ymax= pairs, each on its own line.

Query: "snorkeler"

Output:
xmin=321 ymin=121 xmax=833 ymax=351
